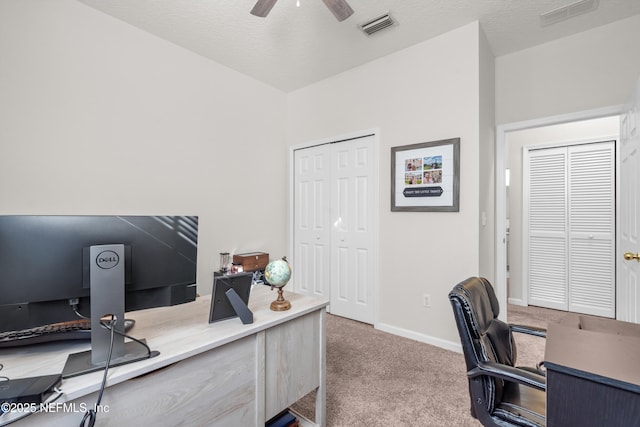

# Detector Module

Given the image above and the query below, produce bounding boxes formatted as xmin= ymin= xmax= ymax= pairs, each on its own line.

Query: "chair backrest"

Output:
xmin=448 ymin=277 xmax=517 ymax=415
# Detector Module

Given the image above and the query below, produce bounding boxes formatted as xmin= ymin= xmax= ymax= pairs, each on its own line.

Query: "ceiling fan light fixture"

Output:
xmin=250 ymin=0 xmax=353 ymax=21
xmin=250 ymin=0 xmax=278 ymax=18
xmin=360 ymin=12 xmax=395 ymax=36
xmin=321 ymin=0 xmax=354 ymax=22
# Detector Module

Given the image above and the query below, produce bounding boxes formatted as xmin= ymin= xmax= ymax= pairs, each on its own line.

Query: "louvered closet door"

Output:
xmin=527 ymin=142 xmax=615 ymax=318
xmin=527 ymin=147 xmax=568 ymax=311
xmin=568 ymin=142 xmax=615 ymax=318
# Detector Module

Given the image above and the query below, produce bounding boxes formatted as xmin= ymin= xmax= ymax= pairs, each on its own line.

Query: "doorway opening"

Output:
xmin=509 ymin=119 xmax=618 ymax=319
xmin=495 ymin=106 xmax=623 ymax=323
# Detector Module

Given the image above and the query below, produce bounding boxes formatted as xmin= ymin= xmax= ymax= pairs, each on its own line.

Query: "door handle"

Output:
xmin=624 ymin=252 xmax=640 ymax=262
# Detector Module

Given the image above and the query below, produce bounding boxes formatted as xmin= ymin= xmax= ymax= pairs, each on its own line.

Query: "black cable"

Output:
xmin=71 ymin=307 xmax=152 ymax=426
xmin=79 ymin=315 xmax=115 ymax=427
xmin=107 ymin=327 xmax=151 ymax=356
xmin=72 ymin=306 xmax=151 ymax=356
xmin=0 ymin=364 xmax=9 ymax=381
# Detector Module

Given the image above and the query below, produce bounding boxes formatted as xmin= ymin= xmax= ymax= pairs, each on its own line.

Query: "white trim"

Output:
xmin=289 ymin=128 xmax=379 ymax=151
xmin=375 ymin=322 xmax=463 ymax=354
xmin=288 ymin=128 xmax=381 ymax=327
xmin=614 ymin=121 xmax=623 ymax=321
xmin=521 ymin=144 xmax=531 ymax=307
xmin=496 ymin=105 xmax=623 ymax=322
xmin=523 ymin=135 xmax=619 ymax=152
xmin=508 ymin=298 xmax=525 ymax=306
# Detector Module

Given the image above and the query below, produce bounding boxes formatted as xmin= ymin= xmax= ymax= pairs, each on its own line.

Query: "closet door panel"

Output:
xmin=330 ymin=136 xmax=376 ymax=323
xmin=294 ymin=146 xmax=331 ymax=298
xmin=568 ymin=142 xmax=615 ymax=318
xmin=527 ymin=147 xmax=568 ymax=310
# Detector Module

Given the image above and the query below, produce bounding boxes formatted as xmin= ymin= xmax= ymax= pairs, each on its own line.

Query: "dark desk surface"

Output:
xmin=545 ymin=314 xmax=640 ymax=427
xmin=544 ymin=314 xmax=640 ymax=391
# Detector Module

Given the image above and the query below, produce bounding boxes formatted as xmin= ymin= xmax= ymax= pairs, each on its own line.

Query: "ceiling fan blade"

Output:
xmin=250 ymin=0 xmax=278 ymax=18
xmin=322 ymin=0 xmax=354 ymax=22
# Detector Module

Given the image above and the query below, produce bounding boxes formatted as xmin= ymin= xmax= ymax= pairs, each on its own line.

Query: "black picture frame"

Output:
xmin=209 ymin=272 xmax=253 ymax=323
xmin=391 ymin=137 xmax=460 ymax=212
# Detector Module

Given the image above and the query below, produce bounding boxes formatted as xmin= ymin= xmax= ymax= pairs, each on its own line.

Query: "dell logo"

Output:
xmin=96 ymin=250 xmax=119 ymax=269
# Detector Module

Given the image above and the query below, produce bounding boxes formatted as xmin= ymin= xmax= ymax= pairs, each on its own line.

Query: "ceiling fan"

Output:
xmin=250 ymin=0 xmax=354 ymax=22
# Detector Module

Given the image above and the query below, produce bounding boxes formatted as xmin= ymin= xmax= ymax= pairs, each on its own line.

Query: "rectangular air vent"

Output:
xmin=360 ymin=12 xmax=395 ymax=36
xmin=540 ymin=0 xmax=599 ymax=27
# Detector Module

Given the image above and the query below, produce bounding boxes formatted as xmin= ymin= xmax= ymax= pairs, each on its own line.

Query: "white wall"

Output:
xmin=479 ymin=26 xmax=496 ymax=283
xmin=496 ymin=14 xmax=640 ymax=125
xmin=0 ymin=0 xmax=288 ymax=293
xmin=287 ymin=22 xmax=483 ymax=346
xmin=506 ymin=116 xmax=619 ymax=303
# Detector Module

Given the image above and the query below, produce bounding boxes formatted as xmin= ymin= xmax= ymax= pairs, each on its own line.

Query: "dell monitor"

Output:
xmin=0 ymin=215 xmax=199 ymax=377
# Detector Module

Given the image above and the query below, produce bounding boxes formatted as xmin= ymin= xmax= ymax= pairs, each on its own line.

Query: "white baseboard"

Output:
xmin=375 ymin=322 xmax=462 ymax=354
xmin=508 ymin=298 xmax=525 ymax=306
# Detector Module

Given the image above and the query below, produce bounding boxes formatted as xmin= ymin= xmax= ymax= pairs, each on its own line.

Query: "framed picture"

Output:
xmin=391 ymin=138 xmax=460 ymax=212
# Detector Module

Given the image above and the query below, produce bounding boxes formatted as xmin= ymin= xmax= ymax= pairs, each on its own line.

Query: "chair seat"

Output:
xmin=495 ymin=381 xmax=546 ymax=427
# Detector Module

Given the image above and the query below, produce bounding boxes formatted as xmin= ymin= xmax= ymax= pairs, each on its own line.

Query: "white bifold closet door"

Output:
xmin=293 ymin=143 xmax=331 ymax=301
xmin=293 ymin=135 xmax=376 ymax=324
xmin=526 ymin=141 xmax=615 ymax=318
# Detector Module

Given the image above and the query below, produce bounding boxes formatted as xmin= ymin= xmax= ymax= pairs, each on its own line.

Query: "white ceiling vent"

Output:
xmin=540 ymin=0 xmax=599 ymax=27
xmin=360 ymin=12 xmax=395 ymax=36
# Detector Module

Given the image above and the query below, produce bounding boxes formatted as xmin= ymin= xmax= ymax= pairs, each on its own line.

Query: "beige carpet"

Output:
xmin=292 ymin=305 xmax=570 ymax=427
xmin=506 ymin=303 xmax=568 ymax=369
xmin=293 ymin=314 xmax=478 ymax=426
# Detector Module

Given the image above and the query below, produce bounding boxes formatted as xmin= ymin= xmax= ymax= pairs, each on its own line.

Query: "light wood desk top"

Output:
xmin=0 ymin=285 xmax=329 ymax=403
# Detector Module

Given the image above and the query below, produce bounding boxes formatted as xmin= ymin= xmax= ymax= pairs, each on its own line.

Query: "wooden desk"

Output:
xmin=0 ymin=285 xmax=328 ymax=426
xmin=545 ymin=314 xmax=640 ymax=427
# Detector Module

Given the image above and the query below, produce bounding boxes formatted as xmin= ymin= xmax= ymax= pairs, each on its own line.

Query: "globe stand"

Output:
xmin=270 ymin=287 xmax=291 ymax=311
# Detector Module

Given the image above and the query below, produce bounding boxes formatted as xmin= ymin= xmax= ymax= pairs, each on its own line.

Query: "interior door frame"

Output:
xmin=496 ymin=106 xmax=623 ymax=321
xmin=288 ymin=128 xmax=380 ymax=326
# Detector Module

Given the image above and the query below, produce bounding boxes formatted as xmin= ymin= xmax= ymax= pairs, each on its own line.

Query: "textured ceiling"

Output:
xmin=77 ymin=0 xmax=640 ymax=92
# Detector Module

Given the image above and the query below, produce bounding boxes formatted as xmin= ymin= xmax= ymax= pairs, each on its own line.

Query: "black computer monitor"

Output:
xmin=0 ymin=215 xmax=199 ymax=376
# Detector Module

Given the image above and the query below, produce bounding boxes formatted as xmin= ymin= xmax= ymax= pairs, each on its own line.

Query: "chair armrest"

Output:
xmin=467 ymin=361 xmax=546 ymax=391
xmin=509 ymin=323 xmax=547 ymax=338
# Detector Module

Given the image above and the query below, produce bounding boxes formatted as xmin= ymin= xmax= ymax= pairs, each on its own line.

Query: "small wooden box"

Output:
xmin=233 ymin=252 xmax=269 ymax=272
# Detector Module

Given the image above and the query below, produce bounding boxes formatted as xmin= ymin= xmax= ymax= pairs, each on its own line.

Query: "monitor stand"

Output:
xmin=62 ymin=244 xmax=158 ymax=379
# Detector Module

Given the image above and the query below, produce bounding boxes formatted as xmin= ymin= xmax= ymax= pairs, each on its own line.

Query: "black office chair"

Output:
xmin=449 ymin=277 xmax=547 ymax=427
